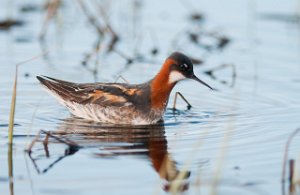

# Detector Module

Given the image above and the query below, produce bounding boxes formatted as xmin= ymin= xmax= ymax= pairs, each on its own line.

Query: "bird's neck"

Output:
xmin=150 ymin=67 xmax=176 ymax=110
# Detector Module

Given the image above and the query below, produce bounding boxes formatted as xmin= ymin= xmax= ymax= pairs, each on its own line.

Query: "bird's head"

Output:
xmin=164 ymin=52 xmax=213 ymax=90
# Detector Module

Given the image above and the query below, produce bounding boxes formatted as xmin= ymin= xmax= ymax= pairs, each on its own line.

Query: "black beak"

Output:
xmin=191 ymin=75 xmax=214 ymax=90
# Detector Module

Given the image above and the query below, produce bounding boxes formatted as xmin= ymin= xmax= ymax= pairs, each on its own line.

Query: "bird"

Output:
xmin=37 ymin=52 xmax=213 ymax=125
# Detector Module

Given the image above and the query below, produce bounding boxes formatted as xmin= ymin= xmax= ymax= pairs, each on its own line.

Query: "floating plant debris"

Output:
xmin=150 ymin=48 xmax=159 ymax=55
xmin=19 ymin=4 xmax=41 ymax=13
xmin=260 ymin=13 xmax=300 ymax=23
xmin=217 ymin=36 xmax=230 ymax=49
xmin=0 ymin=19 xmax=24 ymax=30
xmin=190 ymin=13 xmax=204 ymax=22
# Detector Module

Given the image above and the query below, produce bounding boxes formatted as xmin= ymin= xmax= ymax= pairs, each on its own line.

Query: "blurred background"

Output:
xmin=1 ymin=0 xmax=300 ymax=195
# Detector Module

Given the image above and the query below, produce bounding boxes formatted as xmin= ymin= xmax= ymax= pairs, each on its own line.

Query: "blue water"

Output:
xmin=1 ymin=0 xmax=300 ymax=194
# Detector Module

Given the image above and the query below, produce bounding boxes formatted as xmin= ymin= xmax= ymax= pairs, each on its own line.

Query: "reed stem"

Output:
xmin=8 ymin=67 xmax=18 ymax=144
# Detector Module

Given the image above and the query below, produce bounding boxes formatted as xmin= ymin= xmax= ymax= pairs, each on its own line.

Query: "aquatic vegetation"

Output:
xmin=0 ymin=19 xmax=24 ymax=30
xmin=1 ymin=0 xmax=300 ymax=195
xmin=8 ymin=53 xmax=48 ymax=144
xmin=282 ymin=127 xmax=300 ymax=195
xmin=8 ymin=67 xmax=17 ymax=144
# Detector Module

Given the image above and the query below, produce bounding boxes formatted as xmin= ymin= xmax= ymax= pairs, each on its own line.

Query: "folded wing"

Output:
xmin=37 ymin=76 xmax=140 ymax=107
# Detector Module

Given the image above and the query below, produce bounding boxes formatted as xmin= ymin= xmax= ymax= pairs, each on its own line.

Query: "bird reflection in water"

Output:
xmin=27 ymin=117 xmax=190 ymax=192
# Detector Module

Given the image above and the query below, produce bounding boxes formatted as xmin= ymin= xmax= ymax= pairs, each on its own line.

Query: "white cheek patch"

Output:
xmin=169 ymin=71 xmax=186 ymax=84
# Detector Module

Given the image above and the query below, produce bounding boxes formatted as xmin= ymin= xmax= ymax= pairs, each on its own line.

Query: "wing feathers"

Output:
xmin=37 ymin=76 xmax=88 ymax=101
xmin=37 ymin=76 xmax=141 ymax=107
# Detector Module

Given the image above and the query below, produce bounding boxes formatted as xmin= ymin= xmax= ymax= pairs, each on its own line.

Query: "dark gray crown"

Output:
xmin=168 ymin=52 xmax=193 ymax=66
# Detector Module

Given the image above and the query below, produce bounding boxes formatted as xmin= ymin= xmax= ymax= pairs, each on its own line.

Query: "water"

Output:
xmin=1 ymin=0 xmax=300 ymax=194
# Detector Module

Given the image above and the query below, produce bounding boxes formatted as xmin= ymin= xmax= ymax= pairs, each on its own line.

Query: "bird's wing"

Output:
xmin=37 ymin=76 xmax=141 ymax=107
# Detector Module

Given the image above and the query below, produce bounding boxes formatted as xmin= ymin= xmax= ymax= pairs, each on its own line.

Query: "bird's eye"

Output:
xmin=180 ymin=64 xmax=188 ymax=70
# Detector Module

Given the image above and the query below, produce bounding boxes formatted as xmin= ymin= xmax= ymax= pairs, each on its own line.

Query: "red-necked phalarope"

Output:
xmin=37 ymin=52 xmax=213 ymax=125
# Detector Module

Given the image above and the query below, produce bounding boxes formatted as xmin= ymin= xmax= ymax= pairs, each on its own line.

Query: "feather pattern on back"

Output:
xmin=37 ymin=76 xmax=163 ymax=125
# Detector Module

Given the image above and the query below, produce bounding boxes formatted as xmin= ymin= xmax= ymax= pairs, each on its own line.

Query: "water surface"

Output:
xmin=1 ymin=0 xmax=300 ymax=194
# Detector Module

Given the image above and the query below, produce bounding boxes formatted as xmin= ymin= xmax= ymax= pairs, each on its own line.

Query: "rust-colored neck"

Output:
xmin=150 ymin=59 xmax=176 ymax=110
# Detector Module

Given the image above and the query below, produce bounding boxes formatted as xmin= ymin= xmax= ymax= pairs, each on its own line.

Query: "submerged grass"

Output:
xmin=8 ymin=143 xmax=14 ymax=195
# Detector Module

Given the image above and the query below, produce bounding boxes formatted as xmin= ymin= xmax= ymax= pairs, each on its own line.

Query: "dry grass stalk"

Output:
xmin=8 ymin=67 xmax=18 ymax=144
xmin=114 ymin=75 xmax=129 ymax=83
xmin=281 ymin=127 xmax=300 ymax=195
xmin=27 ymin=130 xmax=79 ymax=153
xmin=40 ymin=0 xmax=61 ymax=40
xmin=78 ymin=0 xmax=104 ymax=36
xmin=282 ymin=128 xmax=300 ymax=181
xmin=8 ymin=53 xmax=48 ymax=144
